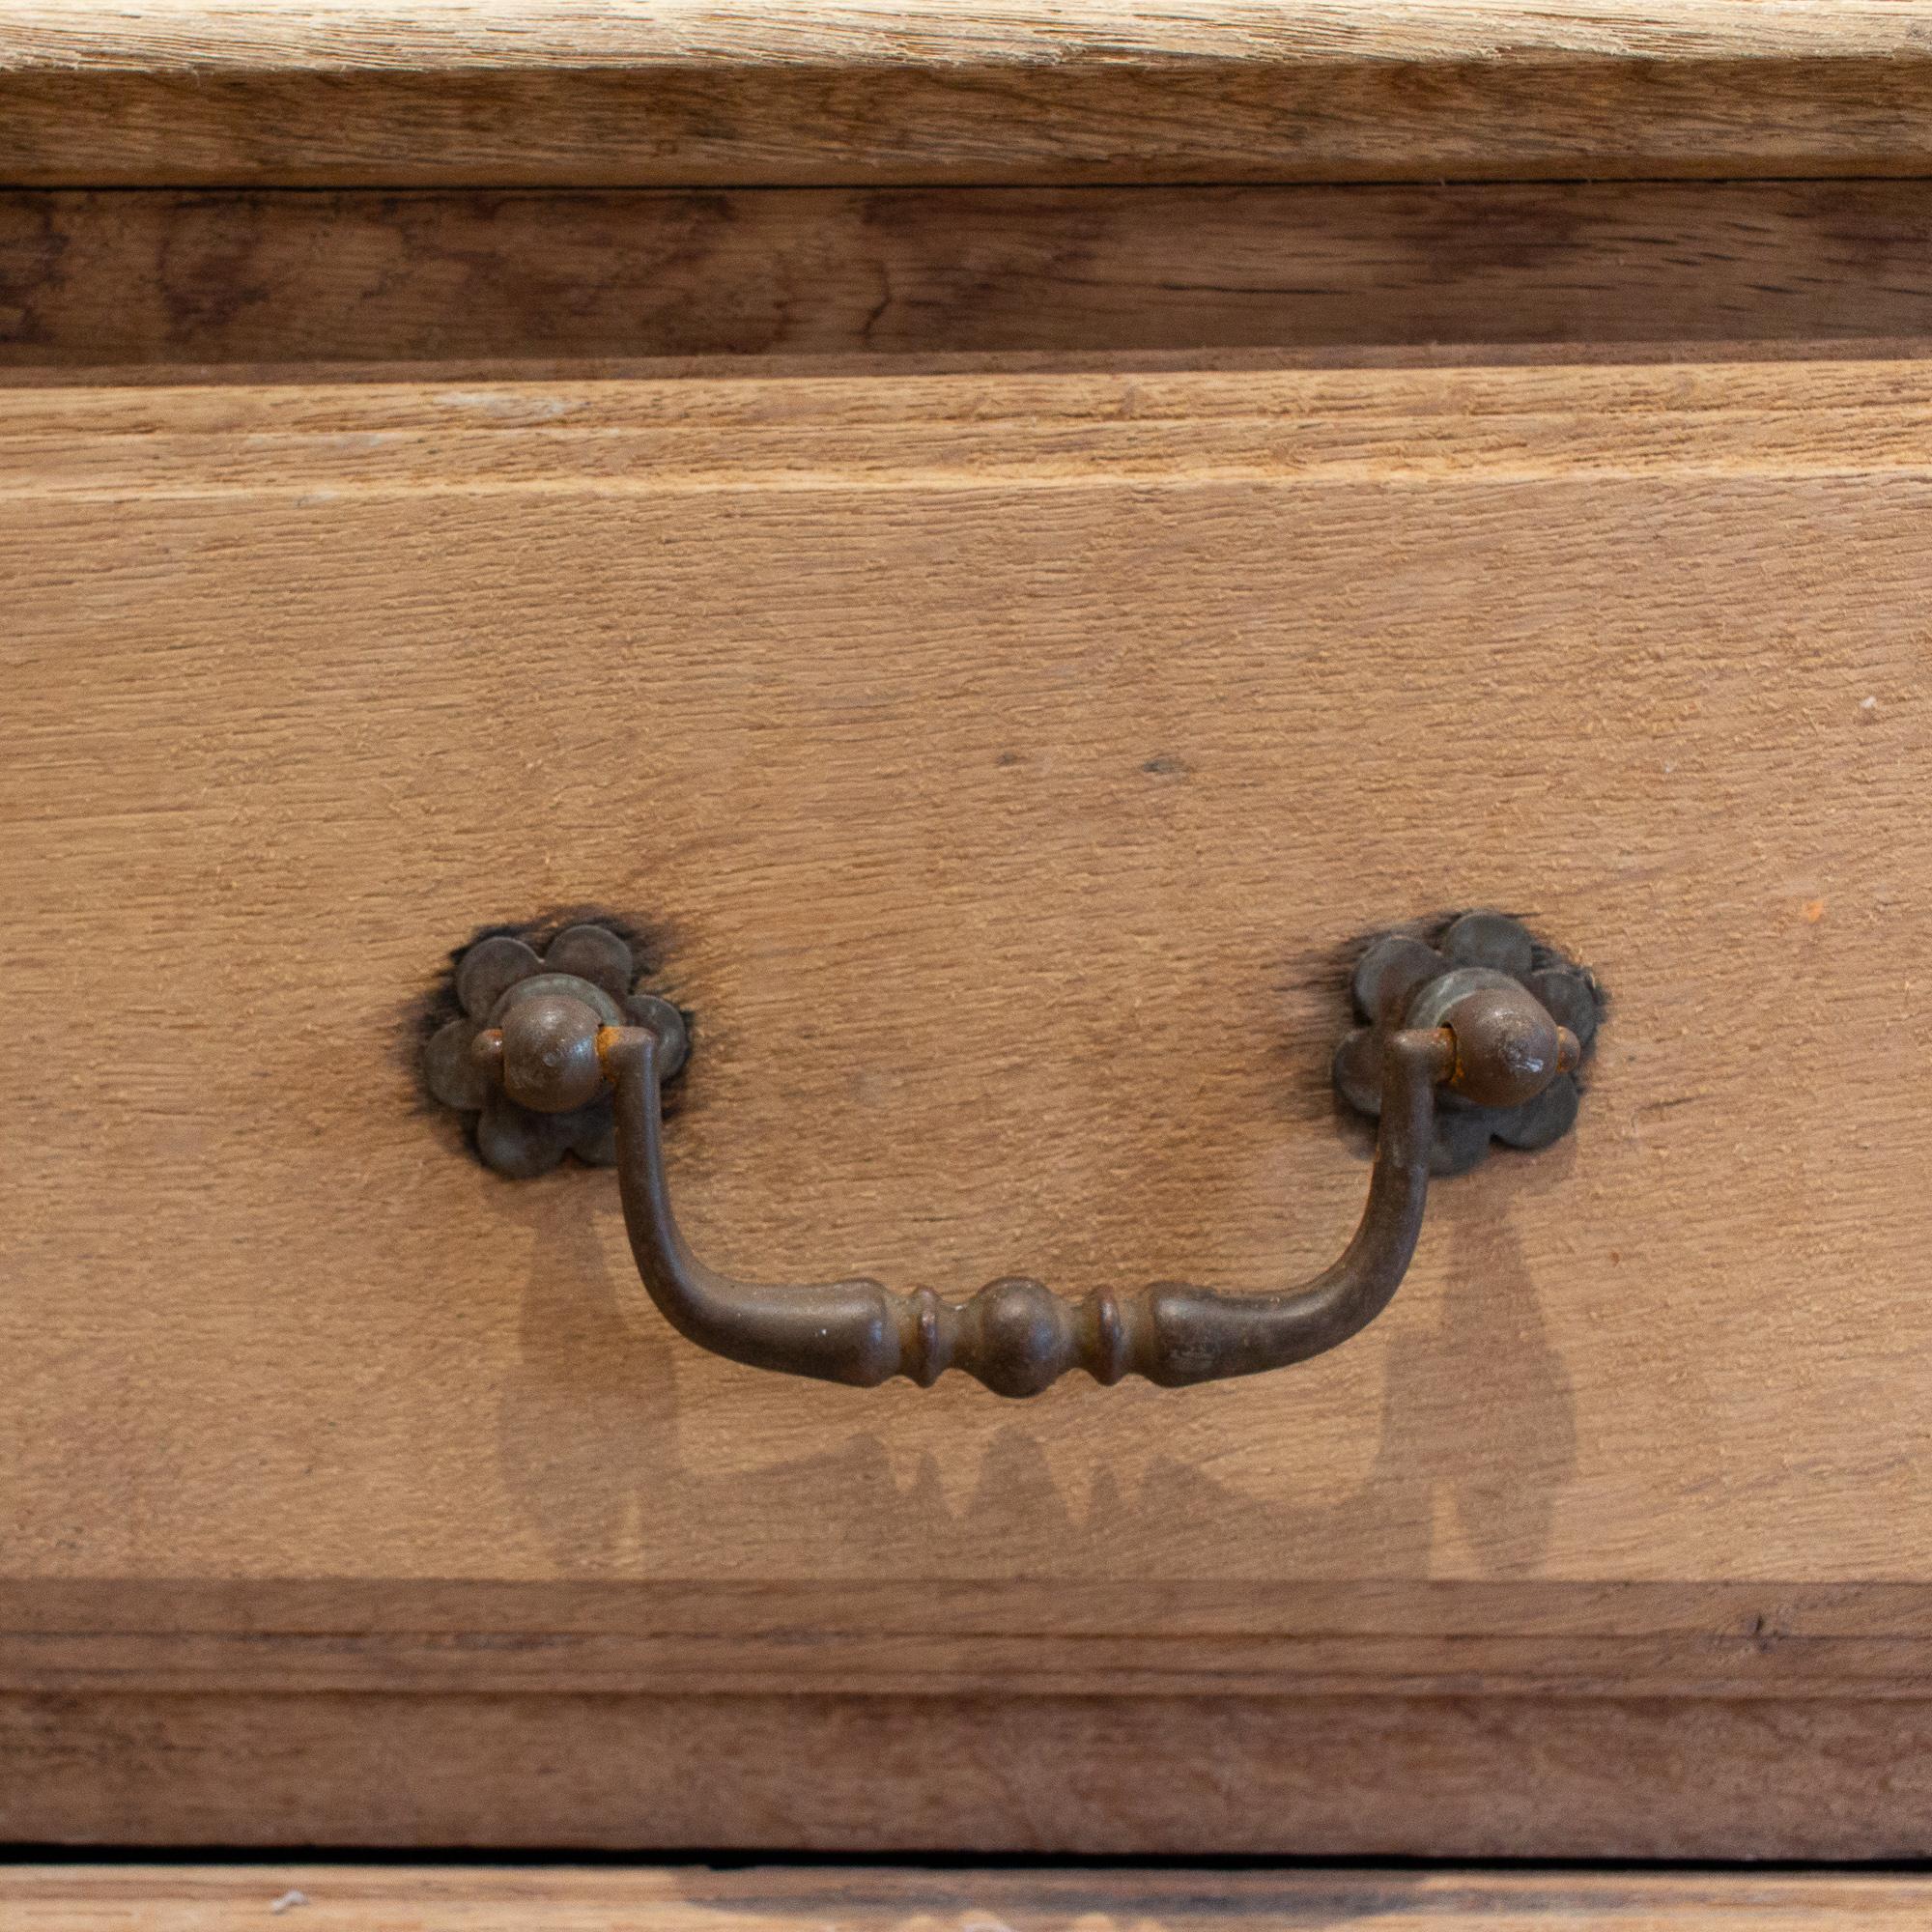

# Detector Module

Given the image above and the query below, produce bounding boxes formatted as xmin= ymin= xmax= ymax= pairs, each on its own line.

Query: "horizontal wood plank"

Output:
xmin=8 ymin=2 xmax=1932 ymax=186
xmin=14 ymin=182 xmax=1932 ymax=369
xmin=10 ymin=1693 xmax=1932 ymax=1856
xmin=11 ymin=1864 xmax=1932 ymax=1930
xmin=23 ymin=2 xmax=1932 ymax=67
xmin=6 ymin=1578 xmax=1932 ymax=1699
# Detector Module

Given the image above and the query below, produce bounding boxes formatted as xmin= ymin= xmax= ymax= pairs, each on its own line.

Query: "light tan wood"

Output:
xmin=13 ymin=1863 xmax=1932 ymax=1930
xmin=5 ymin=352 xmax=1932 ymax=1849
xmin=8 ymin=1 xmax=1932 ymax=186
xmin=22 ymin=0 xmax=1932 ymax=65
xmin=10 ymin=1693 xmax=1932 ymax=1856
xmin=14 ymin=182 xmax=1932 ymax=369
xmin=2 ymin=354 xmax=1930 ymax=1598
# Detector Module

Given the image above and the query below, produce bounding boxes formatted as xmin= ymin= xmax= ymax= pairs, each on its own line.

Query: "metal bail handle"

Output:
xmin=428 ymin=912 xmax=1600 ymax=1397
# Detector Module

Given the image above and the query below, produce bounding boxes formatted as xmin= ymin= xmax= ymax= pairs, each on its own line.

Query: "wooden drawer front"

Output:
xmin=2 ymin=355 xmax=1929 ymax=1844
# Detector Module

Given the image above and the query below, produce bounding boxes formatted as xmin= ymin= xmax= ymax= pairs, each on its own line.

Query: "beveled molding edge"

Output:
xmin=7 ymin=1693 xmax=1932 ymax=1859
xmin=17 ymin=183 xmax=1932 ymax=376
xmin=3 ymin=1579 xmax=1929 ymax=1701
xmin=9 ymin=1867 xmax=1932 ymax=1924
xmin=10 ymin=2 xmax=1932 ymax=194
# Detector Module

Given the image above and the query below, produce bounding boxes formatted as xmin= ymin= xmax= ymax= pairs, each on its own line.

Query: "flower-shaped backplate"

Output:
xmin=425 ymin=923 xmax=682 ymax=1179
xmin=1332 ymin=910 xmax=1603 ymax=1176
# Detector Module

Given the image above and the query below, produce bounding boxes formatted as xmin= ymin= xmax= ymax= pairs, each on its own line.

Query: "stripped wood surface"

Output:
xmin=5 ymin=1577 xmax=1932 ymax=1700
xmin=18 ymin=1 xmax=1932 ymax=66
xmin=6 ymin=351 xmax=1932 ymax=1850
xmin=8 ymin=1 xmax=1932 ymax=185
xmin=10 ymin=1693 xmax=1932 ymax=1856
xmin=11 ymin=1863 xmax=1932 ymax=1928
xmin=4 ymin=355 xmax=1931 ymax=1596
xmin=14 ymin=182 xmax=1932 ymax=369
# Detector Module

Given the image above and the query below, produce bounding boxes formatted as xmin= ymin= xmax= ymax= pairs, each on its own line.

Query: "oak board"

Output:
xmin=14 ymin=1864 xmax=1932 ymax=1928
xmin=2 ymin=352 xmax=1931 ymax=1847
xmin=10 ymin=1690 xmax=1932 ymax=1855
xmin=9 ymin=1 xmax=1932 ymax=187
xmin=14 ymin=182 xmax=1932 ymax=370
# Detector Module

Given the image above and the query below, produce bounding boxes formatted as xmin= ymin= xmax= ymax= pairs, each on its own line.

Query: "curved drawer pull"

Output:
xmin=431 ymin=912 xmax=1598 ymax=1397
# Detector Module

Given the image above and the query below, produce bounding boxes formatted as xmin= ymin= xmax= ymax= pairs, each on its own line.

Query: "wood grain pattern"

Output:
xmin=14 ymin=182 xmax=1932 ymax=369
xmin=14 ymin=1577 xmax=1932 ymax=1699
xmin=13 ymin=1862 xmax=1932 ymax=1928
xmin=8 ymin=2 xmax=1932 ymax=186
xmin=6 ymin=353 xmax=1932 ymax=1854
xmin=11 ymin=1692 xmax=1932 ymax=1856
xmin=21 ymin=2 xmax=1932 ymax=65
xmin=3 ymin=354 xmax=1931 ymax=1641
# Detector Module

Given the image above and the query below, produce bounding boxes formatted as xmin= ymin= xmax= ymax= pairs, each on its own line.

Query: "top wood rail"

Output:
xmin=6 ymin=1 xmax=1932 ymax=187
xmin=8 ymin=2 xmax=1932 ymax=69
